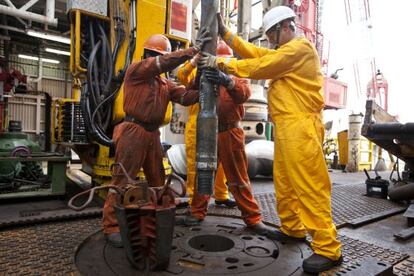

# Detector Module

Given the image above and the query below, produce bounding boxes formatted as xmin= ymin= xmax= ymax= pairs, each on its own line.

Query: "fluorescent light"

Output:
xmin=18 ymin=54 xmax=60 ymax=64
xmin=18 ymin=54 xmax=38 ymax=61
xmin=45 ymin=48 xmax=70 ymax=56
xmin=27 ymin=30 xmax=70 ymax=44
xmin=41 ymin=58 xmax=60 ymax=64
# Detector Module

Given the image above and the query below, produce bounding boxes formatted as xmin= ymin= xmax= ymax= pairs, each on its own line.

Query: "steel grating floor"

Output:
xmin=177 ymin=183 xmax=407 ymax=228
xmin=0 ymin=216 xmax=411 ymax=275
xmin=0 ymin=218 xmax=101 ymax=275
xmin=393 ymin=256 xmax=414 ymax=276
xmin=0 ymin=182 xmax=410 ymax=275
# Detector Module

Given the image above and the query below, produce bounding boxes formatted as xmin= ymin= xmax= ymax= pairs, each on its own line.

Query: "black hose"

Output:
xmin=87 ymin=23 xmax=101 ymax=126
xmin=87 ymin=39 xmax=102 ymax=122
xmin=97 ymin=24 xmax=114 ymax=131
xmin=81 ymin=84 xmax=113 ymax=146
xmin=80 ymin=11 xmax=131 ymax=148
xmin=82 ymin=37 xmax=113 ymax=147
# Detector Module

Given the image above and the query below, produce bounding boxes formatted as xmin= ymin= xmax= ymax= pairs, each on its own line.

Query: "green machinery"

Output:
xmin=0 ymin=121 xmax=69 ymax=199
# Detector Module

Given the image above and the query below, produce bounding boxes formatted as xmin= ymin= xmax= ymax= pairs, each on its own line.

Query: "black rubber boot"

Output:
xmin=266 ymin=229 xmax=306 ymax=242
xmin=175 ymin=215 xmax=203 ymax=226
xmin=106 ymin=232 xmax=123 ymax=248
xmin=247 ymin=222 xmax=272 ymax=236
xmin=215 ymin=199 xmax=237 ymax=208
xmin=175 ymin=198 xmax=189 ymax=208
xmin=302 ymin=254 xmax=343 ymax=274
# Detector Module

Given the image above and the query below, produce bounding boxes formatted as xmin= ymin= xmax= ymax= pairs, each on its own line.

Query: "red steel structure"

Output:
xmin=367 ymin=70 xmax=388 ymax=111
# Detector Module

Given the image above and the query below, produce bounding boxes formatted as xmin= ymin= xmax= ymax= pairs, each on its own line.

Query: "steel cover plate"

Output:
xmin=75 ymin=216 xmax=313 ymax=275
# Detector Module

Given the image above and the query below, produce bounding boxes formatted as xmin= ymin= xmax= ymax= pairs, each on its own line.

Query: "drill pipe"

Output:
xmin=196 ymin=0 xmax=219 ymax=195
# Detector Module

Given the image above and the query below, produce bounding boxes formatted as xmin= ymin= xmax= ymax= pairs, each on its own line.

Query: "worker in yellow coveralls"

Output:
xmin=198 ymin=6 xmax=342 ymax=274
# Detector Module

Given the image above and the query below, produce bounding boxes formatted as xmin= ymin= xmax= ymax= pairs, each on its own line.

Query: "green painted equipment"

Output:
xmin=0 ymin=121 xmax=69 ymax=198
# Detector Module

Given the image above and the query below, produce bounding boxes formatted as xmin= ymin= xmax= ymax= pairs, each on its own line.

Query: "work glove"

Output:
xmin=217 ymin=13 xmax=229 ymax=37
xmin=193 ymin=27 xmax=212 ymax=52
xmin=198 ymin=52 xmax=218 ymax=69
xmin=204 ymin=68 xmax=234 ymax=90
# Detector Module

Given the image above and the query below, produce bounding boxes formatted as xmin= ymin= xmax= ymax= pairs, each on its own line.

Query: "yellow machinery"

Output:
xmin=54 ymin=0 xmax=192 ymax=187
xmin=336 ymin=130 xmax=373 ymax=171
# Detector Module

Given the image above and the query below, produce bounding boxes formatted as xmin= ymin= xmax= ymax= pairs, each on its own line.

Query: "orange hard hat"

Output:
xmin=143 ymin=34 xmax=172 ymax=55
xmin=216 ymin=40 xmax=233 ymax=57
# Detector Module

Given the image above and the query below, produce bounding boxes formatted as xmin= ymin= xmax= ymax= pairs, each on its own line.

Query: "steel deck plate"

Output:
xmin=178 ymin=183 xmax=407 ymax=228
xmin=0 ymin=218 xmax=100 ymax=275
xmin=0 ymin=216 xmax=410 ymax=275
xmin=323 ymin=235 xmax=409 ymax=275
xmin=393 ymin=256 xmax=414 ymax=276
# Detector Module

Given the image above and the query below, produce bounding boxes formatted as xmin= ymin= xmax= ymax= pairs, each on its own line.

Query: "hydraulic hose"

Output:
xmin=80 ymin=85 xmax=112 ymax=147
xmin=81 ymin=21 xmax=116 ymax=147
xmin=80 ymin=3 xmax=134 ymax=148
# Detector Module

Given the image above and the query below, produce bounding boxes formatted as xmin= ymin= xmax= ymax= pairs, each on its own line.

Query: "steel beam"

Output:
xmin=0 ymin=24 xmax=25 ymax=33
xmin=0 ymin=2 xmax=57 ymax=26
xmin=237 ymin=0 xmax=251 ymax=40
xmin=3 ymin=0 xmax=15 ymax=8
xmin=20 ymin=0 xmax=40 ymax=12
xmin=46 ymin=0 xmax=55 ymax=21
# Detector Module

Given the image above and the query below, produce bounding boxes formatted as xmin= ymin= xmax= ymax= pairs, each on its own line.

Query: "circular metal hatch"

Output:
xmin=75 ymin=216 xmax=312 ymax=275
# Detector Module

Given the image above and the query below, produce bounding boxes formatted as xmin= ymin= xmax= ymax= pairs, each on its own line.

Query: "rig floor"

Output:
xmin=0 ymin=170 xmax=413 ymax=275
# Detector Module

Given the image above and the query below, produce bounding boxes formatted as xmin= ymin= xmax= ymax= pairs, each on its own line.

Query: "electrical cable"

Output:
xmin=80 ymin=2 xmax=134 ymax=147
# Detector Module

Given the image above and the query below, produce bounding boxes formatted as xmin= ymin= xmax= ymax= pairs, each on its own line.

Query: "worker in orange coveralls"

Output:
xmin=176 ymin=41 xmax=238 ymax=208
xmin=102 ymin=29 xmax=212 ymax=247
xmin=176 ymin=41 xmax=271 ymax=235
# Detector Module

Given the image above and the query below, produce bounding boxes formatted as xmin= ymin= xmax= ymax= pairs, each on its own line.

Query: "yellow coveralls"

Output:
xmin=176 ymin=61 xmax=229 ymax=202
xmin=217 ymin=32 xmax=341 ymax=261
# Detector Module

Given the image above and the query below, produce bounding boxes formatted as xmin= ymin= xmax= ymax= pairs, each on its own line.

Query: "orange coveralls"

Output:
xmin=103 ymin=48 xmax=199 ymax=234
xmin=191 ymin=77 xmax=262 ymax=226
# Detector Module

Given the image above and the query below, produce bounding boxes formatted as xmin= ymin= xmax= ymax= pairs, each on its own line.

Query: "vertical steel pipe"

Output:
xmin=196 ymin=0 xmax=219 ymax=195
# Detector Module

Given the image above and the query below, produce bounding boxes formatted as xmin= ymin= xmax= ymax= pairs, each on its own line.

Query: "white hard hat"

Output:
xmin=262 ymin=6 xmax=296 ymax=33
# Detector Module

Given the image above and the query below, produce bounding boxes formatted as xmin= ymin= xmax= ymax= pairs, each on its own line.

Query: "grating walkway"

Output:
xmin=177 ymin=183 xmax=407 ymax=228
xmin=0 ymin=182 xmax=410 ymax=275
xmin=0 ymin=217 xmax=410 ymax=275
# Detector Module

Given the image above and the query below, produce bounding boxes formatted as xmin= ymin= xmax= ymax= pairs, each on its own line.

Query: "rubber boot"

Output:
xmin=175 ymin=215 xmax=203 ymax=226
xmin=266 ymin=229 xmax=306 ymax=242
xmin=302 ymin=254 xmax=343 ymax=274
xmin=247 ymin=222 xmax=272 ymax=236
xmin=215 ymin=199 xmax=237 ymax=208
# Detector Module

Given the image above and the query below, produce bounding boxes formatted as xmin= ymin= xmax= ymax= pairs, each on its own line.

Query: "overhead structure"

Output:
xmin=0 ymin=0 xmax=58 ymax=26
xmin=237 ymin=0 xmax=252 ymax=40
xmin=344 ymin=0 xmax=376 ymax=103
